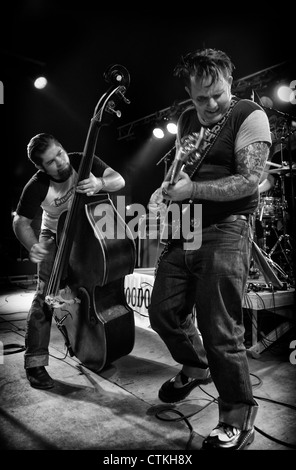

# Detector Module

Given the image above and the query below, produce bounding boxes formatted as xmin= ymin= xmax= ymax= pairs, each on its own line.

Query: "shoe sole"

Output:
xmin=237 ymin=428 xmax=255 ymax=450
xmin=28 ymin=381 xmax=55 ymax=390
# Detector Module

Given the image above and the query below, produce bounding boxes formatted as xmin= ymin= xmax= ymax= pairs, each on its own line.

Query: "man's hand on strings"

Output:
xmin=76 ymin=173 xmax=104 ymax=196
xmin=161 ymin=171 xmax=193 ymax=201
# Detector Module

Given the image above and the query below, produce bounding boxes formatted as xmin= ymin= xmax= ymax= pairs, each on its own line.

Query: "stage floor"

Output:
xmin=0 ymin=278 xmax=296 ymax=454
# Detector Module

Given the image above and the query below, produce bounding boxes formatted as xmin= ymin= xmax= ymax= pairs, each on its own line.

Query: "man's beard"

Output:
xmin=57 ymin=164 xmax=72 ymax=181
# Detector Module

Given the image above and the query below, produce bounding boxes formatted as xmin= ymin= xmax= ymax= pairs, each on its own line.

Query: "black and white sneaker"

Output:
xmin=202 ymin=422 xmax=255 ymax=450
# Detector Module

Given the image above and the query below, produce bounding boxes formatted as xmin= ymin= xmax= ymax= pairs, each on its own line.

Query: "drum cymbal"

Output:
xmin=268 ymin=164 xmax=296 ymax=175
xmin=265 ymin=160 xmax=282 ymax=168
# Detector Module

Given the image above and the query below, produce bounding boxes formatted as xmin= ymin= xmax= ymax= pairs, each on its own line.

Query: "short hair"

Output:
xmin=174 ymin=48 xmax=235 ymax=87
xmin=27 ymin=133 xmax=62 ymax=166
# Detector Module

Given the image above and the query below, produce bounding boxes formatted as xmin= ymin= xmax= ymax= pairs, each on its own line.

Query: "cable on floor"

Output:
xmin=153 ymin=387 xmax=217 ymax=450
xmin=153 ymin=374 xmax=296 ymax=450
xmin=155 ymin=407 xmax=195 ymax=450
xmin=3 ymin=343 xmax=26 ymax=355
xmin=253 ymin=395 xmax=296 ymax=449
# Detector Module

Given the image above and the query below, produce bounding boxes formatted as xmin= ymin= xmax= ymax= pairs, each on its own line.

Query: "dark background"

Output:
xmin=1 ymin=1 xmax=295 ymax=275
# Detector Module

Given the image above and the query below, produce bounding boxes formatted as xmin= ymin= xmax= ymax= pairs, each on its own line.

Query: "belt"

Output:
xmin=217 ymin=214 xmax=248 ymax=223
xmin=202 ymin=214 xmax=249 ymax=228
xmin=170 ymin=214 xmax=250 ymax=246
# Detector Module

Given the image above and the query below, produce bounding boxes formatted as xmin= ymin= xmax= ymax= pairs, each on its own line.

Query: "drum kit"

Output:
xmin=253 ymin=157 xmax=295 ymax=286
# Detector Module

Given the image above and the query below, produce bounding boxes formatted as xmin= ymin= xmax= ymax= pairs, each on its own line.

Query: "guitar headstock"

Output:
xmin=178 ymin=127 xmax=205 ymax=162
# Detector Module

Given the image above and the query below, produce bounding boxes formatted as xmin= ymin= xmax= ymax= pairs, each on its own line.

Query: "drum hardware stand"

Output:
xmin=251 ymin=239 xmax=287 ymax=289
xmin=279 ymin=113 xmax=296 ymax=285
xmin=254 ymin=198 xmax=293 ymax=285
xmin=260 ymin=194 xmax=294 ymax=284
xmin=267 ymin=213 xmax=294 ymax=282
xmin=268 ymin=225 xmax=292 ymax=261
xmin=265 ymin=116 xmax=296 ymax=286
xmin=259 ymin=246 xmax=290 ymax=283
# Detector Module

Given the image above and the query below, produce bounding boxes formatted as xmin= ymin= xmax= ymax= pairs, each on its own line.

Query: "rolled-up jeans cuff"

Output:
xmin=182 ymin=365 xmax=210 ymax=379
xmin=24 ymin=354 xmax=49 ymax=369
xmin=218 ymin=397 xmax=259 ymax=430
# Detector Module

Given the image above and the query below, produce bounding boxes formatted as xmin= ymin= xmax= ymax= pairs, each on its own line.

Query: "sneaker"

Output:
xmin=158 ymin=370 xmax=211 ymax=403
xmin=202 ymin=422 xmax=255 ymax=450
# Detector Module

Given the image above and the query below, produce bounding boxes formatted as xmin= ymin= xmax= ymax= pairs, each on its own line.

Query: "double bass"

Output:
xmin=45 ymin=65 xmax=136 ymax=372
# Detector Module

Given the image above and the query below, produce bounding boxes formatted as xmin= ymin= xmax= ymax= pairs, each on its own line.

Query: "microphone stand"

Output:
xmin=156 ymin=145 xmax=175 ymax=178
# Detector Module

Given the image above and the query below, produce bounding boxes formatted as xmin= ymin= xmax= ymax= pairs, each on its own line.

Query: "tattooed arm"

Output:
xmin=162 ymin=142 xmax=270 ymax=202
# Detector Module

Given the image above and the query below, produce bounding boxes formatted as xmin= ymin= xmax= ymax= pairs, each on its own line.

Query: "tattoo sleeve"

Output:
xmin=190 ymin=141 xmax=270 ymax=201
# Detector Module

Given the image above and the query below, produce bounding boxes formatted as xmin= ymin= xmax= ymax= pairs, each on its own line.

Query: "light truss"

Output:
xmin=117 ymin=61 xmax=293 ymax=141
xmin=117 ymin=99 xmax=191 ymax=141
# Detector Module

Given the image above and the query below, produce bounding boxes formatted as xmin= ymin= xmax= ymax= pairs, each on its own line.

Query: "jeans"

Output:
xmin=148 ymin=218 xmax=258 ymax=429
xmin=24 ymin=229 xmax=57 ymax=369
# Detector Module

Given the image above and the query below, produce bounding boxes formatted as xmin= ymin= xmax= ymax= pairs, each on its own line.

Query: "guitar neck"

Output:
xmin=164 ymin=156 xmax=184 ymax=185
xmin=163 ymin=127 xmax=205 ymax=186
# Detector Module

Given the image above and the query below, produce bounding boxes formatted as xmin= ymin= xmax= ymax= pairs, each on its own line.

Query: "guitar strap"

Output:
xmin=182 ymin=97 xmax=239 ymax=180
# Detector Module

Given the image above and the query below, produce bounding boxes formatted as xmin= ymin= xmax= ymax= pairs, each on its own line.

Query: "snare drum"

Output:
xmin=257 ymin=197 xmax=282 ymax=219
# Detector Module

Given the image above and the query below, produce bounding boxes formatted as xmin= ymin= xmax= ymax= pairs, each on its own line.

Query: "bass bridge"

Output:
xmin=45 ymin=289 xmax=81 ymax=309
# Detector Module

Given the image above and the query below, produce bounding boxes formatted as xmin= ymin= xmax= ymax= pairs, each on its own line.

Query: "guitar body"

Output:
xmin=160 ymin=200 xmax=192 ymax=244
xmin=54 ymin=193 xmax=136 ymax=372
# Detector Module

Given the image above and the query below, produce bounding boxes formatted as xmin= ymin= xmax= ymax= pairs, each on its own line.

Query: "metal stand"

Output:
xmin=261 ymin=114 xmax=296 ymax=286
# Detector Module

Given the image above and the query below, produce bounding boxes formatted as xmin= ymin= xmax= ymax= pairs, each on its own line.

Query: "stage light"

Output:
xmin=277 ymin=84 xmax=293 ymax=103
xmin=166 ymin=122 xmax=177 ymax=134
xmin=152 ymin=127 xmax=164 ymax=139
xmin=34 ymin=76 xmax=47 ymax=89
xmin=289 ymin=80 xmax=296 ymax=105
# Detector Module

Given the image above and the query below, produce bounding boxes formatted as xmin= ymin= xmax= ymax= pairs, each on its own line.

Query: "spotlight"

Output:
xmin=277 ymin=85 xmax=293 ymax=103
xmin=34 ymin=76 xmax=47 ymax=89
xmin=152 ymin=127 xmax=164 ymax=139
xmin=289 ymin=80 xmax=296 ymax=105
xmin=166 ymin=122 xmax=177 ymax=134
